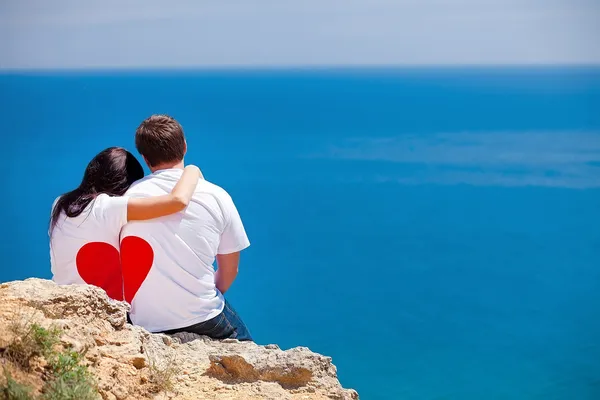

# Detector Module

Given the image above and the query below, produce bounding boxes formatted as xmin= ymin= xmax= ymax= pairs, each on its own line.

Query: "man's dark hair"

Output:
xmin=135 ymin=114 xmax=186 ymax=167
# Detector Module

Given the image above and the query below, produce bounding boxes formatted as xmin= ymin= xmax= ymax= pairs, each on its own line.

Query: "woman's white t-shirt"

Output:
xmin=50 ymin=194 xmax=129 ymax=301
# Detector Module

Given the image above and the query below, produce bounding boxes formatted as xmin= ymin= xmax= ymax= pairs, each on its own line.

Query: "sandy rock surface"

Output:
xmin=0 ymin=278 xmax=358 ymax=400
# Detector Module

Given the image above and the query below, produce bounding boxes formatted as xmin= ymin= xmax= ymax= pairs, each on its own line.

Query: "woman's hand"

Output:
xmin=185 ymin=165 xmax=204 ymax=180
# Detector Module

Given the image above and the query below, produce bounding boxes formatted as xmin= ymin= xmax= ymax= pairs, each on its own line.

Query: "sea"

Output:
xmin=0 ymin=67 xmax=599 ymax=400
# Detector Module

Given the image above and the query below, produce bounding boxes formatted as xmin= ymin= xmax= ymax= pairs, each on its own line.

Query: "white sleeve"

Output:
xmin=217 ymin=192 xmax=250 ymax=255
xmin=94 ymin=194 xmax=129 ymax=232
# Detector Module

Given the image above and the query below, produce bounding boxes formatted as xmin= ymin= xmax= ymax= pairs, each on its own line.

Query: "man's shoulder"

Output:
xmin=197 ymin=180 xmax=235 ymax=204
xmin=125 ymin=173 xmax=234 ymax=201
xmin=126 ymin=174 xmax=164 ymax=195
xmin=199 ymin=179 xmax=228 ymax=194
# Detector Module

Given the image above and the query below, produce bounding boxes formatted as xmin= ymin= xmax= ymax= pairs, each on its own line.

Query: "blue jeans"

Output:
xmin=163 ymin=299 xmax=252 ymax=341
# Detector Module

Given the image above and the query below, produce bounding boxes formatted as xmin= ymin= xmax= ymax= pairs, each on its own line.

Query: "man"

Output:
xmin=120 ymin=114 xmax=252 ymax=341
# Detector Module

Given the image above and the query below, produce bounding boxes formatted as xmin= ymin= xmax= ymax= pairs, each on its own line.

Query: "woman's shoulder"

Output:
xmin=94 ymin=193 xmax=111 ymax=201
xmin=88 ymin=194 xmax=129 ymax=228
xmin=92 ymin=193 xmax=128 ymax=209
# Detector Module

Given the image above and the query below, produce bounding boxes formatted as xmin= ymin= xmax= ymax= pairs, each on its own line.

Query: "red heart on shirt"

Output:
xmin=76 ymin=242 xmax=124 ymax=301
xmin=120 ymin=236 xmax=154 ymax=304
xmin=75 ymin=237 xmax=154 ymax=304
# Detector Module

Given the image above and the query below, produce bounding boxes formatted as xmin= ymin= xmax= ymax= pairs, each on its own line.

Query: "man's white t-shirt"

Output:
xmin=121 ymin=168 xmax=250 ymax=333
xmin=50 ymin=194 xmax=129 ymax=301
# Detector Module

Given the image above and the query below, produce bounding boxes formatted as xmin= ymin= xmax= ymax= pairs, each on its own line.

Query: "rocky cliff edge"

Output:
xmin=0 ymin=279 xmax=358 ymax=400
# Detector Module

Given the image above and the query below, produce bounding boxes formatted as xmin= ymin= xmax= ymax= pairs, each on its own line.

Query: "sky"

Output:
xmin=1 ymin=0 xmax=599 ymax=69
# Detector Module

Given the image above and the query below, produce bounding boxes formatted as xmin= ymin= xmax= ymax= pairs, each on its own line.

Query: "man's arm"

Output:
xmin=214 ymin=189 xmax=250 ymax=294
xmin=215 ymin=252 xmax=240 ymax=294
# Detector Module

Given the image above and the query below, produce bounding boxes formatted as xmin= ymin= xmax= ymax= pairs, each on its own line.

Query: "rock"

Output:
xmin=128 ymin=355 xmax=147 ymax=369
xmin=160 ymin=334 xmax=173 ymax=346
xmin=111 ymin=384 xmax=129 ymax=400
xmin=61 ymin=336 xmax=85 ymax=352
xmin=94 ymin=335 xmax=108 ymax=346
xmin=169 ymin=331 xmax=203 ymax=344
xmin=0 ymin=279 xmax=359 ymax=399
xmin=101 ymin=392 xmax=117 ymax=400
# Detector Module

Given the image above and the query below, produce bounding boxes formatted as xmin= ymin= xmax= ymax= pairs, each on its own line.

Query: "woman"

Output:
xmin=49 ymin=146 xmax=201 ymax=301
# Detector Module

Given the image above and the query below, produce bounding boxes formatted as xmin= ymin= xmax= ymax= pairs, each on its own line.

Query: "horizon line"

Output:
xmin=2 ymin=63 xmax=600 ymax=75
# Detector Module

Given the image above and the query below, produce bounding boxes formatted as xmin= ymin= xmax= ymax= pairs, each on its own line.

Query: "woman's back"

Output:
xmin=50 ymin=193 xmax=128 ymax=300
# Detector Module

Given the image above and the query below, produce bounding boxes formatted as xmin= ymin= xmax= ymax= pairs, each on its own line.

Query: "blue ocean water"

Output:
xmin=1 ymin=67 xmax=599 ymax=399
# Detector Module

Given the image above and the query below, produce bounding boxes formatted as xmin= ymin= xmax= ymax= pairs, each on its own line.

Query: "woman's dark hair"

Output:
xmin=50 ymin=147 xmax=144 ymax=232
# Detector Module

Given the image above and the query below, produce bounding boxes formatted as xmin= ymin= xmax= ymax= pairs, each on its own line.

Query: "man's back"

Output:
xmin=121 ymin=168 xmax=250 ymax=332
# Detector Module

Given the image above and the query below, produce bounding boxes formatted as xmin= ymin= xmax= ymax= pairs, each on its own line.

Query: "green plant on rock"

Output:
xmin=42 ymin=350 xmax=97 ymax=400
xmin=30 ymin=326 xmax=61 ymax=359
xmin=1 ymin=320 xmax=98 ymax=400
xmin=5 ymin=322 xmax=61 ymax=370
xmin=0 ymin=368 xmax=35 ymax=400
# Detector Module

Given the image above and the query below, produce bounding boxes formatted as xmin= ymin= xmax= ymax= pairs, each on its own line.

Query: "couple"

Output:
xmin=49 ymin=115 xmax=252 ymax=341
